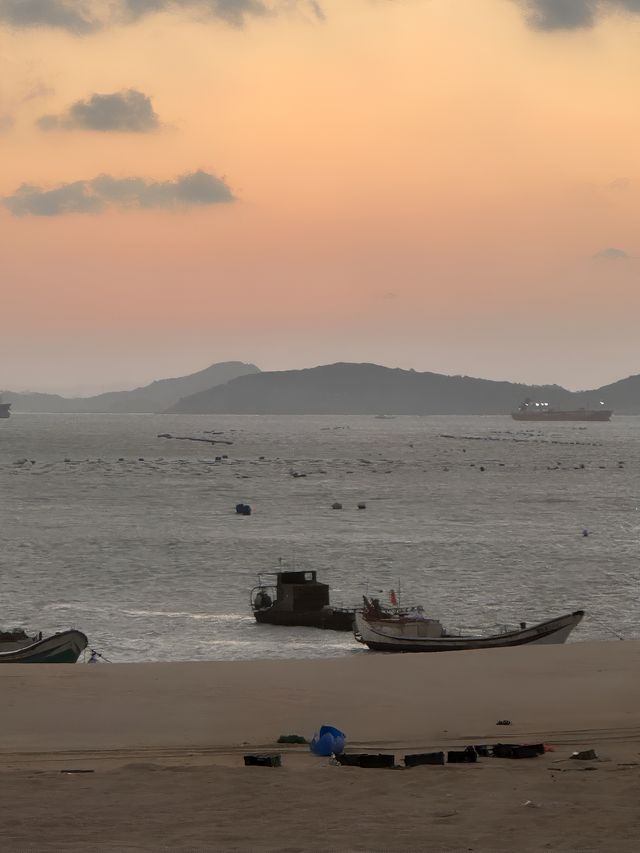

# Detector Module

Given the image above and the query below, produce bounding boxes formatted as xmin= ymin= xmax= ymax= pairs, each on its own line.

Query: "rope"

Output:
xmin=587 ymin=615 xmax=626 ymax=641
xmin=89 ymin=648 xmax=113 ymax=663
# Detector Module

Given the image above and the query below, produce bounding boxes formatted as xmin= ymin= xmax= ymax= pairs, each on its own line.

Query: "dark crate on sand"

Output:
xmin=404 ymin=752 xmax=445 ymax=767
xmin=244 ymin=754 xmax=282 ymax=767
xmin=335 ymin=753 xmax=395 ymax=768
xmin=492 ymin=744 xmax=542 ymax=759
xmin=447 ymin=748 xmax=478 ymax=764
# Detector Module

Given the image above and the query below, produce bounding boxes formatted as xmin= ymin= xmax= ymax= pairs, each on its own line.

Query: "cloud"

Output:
xmin=593 ymin=247 xmax=629 ymax=260
xmin=517 ymin=0 xmax=640 ymax=30
xmin=0 ymin=114 xmax=14 ymax=132
xmin=22 ymin=82 xmax=56 ymax=102
xmin=0 ymin=0 xmax=97 ymax=33
xmin=607 ymin=177 xmax=631 ymax=191
xmin=305 ymin=0 xmax=325 ymax=21
xmin=2 ymin=170 xmax=235 ymax=216
xmin=123 ymin=0 xmax=270 ymax=27
xmin=38 ymin=89 xmax=160 ymax=132
xmin=0 ymin=0 xmax=321 ymax=32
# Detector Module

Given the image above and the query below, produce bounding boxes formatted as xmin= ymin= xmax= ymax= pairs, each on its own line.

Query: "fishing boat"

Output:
xmin=354 ymin=597 xmax=584 ymax=652
xmin=0 ymin=628 xmax=88 ymax=663
xmin=0 ymin=397 xmax=10 ymax=419
xmin=511 ymin=399 xmax=611 ymax=422
xmin=251 ymin=567 xmax=357 ymax=631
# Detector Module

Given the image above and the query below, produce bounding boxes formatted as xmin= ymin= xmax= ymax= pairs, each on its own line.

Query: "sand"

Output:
xmin=1 ymin=641 xmax=639 ymax=851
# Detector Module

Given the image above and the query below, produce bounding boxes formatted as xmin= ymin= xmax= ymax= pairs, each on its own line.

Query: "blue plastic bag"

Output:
xmin=310 ymin=725 xmax=346 ymax=756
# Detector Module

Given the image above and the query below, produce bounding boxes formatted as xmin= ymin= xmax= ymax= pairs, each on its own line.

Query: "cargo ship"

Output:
xmin=512 ymin=399 xmax=612 ymax=422
xmin=0 ymin=398 xmax=10 ymax=419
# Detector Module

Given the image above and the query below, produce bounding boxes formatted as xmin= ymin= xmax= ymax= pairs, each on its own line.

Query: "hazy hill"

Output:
xmin=3 ymin=361 xmax=260 ymax=413
xmin=167 ymin=362 xmax=588 ymax=415
xmin=573 ymin=374 xmax=640 ymax=414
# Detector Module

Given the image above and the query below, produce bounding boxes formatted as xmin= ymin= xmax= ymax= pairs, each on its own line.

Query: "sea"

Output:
xmin=1 ymin=413 xmax=638 ymax=661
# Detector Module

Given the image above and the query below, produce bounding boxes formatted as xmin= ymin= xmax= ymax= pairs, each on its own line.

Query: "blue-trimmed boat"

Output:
xmin=0 ymin=629 xmax=88 ymax=663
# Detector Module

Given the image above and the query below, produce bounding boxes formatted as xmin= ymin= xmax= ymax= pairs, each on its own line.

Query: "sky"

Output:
xmin=2 ymin=0 xmax=640 ymax=394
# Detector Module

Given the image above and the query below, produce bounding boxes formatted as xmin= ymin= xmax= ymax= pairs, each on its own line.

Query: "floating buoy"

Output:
xmin=582 ymin=528 xmax=589 ymax=537
xmin=236 ymin=503 xmax=252 ymax=515
xmin=331 ymin=502 xmax=343 ymax=510
xmin=357 ymin=502 xmax=366 ymax=510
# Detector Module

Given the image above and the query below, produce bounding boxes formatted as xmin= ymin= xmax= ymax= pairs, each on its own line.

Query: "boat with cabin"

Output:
xmin=251 ymin=567 xmax=357 ymax=631
xmin=0 ymin=627 xmax=88 ymax=663
xmin=354 ymin=596 xmax=584 ymax=652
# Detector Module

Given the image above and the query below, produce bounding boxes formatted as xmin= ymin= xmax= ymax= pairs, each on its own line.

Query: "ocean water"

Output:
xmin=1 ymin=413 xmax=638 ymax=661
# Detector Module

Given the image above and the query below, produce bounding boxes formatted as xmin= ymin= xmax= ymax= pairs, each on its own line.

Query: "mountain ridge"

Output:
xmin=4 ymin=361 xmax=638 ymax=415
xmin=2 ymin=361 xmax=260 ymax=413
xmin=167 ymin=361 xmax=639 ymax=415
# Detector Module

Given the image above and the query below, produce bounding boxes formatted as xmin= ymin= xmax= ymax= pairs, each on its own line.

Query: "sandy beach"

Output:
xmin=1 ymin=640 xmax=639 ymax=851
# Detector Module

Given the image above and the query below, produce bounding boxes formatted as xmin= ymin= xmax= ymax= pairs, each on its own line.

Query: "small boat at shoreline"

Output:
xmin=354 ymin=597 xmax=584 ymax=652
xmin=0 ymin=628 xmax=88 ymax=663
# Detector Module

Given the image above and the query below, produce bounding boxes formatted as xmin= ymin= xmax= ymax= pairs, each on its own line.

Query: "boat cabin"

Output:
xmin=251 ymin=570 xmax=331 ymax=613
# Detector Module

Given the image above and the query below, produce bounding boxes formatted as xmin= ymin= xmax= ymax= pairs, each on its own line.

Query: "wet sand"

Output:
xmin=1 ymin=641 xmax=639 ymax=851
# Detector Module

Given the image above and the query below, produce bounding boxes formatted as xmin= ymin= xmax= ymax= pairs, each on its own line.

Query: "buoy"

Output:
xmin=236 ymin=503 xmax=252 ymax=515
xmin=332 ymin=502 xmax=343 ymax=510
xmin=582 ymin=528 xmax=589 ymax=537
xmin=357 ymin=502 xmax=366 ymax=510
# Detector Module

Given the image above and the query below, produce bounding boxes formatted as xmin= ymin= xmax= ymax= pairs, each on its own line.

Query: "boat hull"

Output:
xmin=255 ymin=607 xmax=355 ymax=631
xmin=512 ymin=411 xmax=611 ymax=422
xmin=0 ymin=630 xmax=88 ymax=663
xmin=354 ymin=610 xmax=584 ymax=653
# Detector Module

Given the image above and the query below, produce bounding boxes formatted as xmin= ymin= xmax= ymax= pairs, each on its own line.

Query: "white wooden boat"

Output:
xmin=354 ymin=599 xmax=584 ymax=652
xmin=0 ymin=629 xmax=88 ymax=663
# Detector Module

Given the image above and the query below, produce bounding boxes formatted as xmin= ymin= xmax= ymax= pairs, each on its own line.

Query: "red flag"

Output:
xmin=389 ymin=589 xmax=398 ymax=606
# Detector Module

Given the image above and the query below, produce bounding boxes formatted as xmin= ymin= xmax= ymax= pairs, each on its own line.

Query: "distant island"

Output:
xmin=2 ymin=362 xmax=260 ymax=414
xmin=168 ymin=362 xmax=639 ymax=415
xmin=3 ymin=361 xmax=639 ymax=415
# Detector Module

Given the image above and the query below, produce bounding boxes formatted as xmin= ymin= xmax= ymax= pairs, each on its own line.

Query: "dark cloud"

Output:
xmin=0 ymin=0 xmax=97 ymax=33
xmin=3 ymin=170 xmax=235 ymax=216
xmin=123 ymin=0 xmax=269 ymax=27
xmin=0 ymin=0 xmax=318 ymax=32
xmin=306 ymin=0 xmax=325 ymax=21
xmin=38 ymin=89 xmax=160 ymax=132
xmin=518 ymin=0 xmax=640 ymax=30
xmin=593 ymin=247 xmax=629 ymax=260
xmin=4 ymin=181 xmax=104 ymax=216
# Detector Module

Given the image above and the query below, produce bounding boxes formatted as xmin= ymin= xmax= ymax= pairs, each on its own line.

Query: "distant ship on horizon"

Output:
xmin=0 ymin=397 xmax=11 ymax=419
xmin=511 ymin=399 xmax=612 ymax=422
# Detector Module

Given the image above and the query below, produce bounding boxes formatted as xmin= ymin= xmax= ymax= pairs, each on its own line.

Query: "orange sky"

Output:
xmin=2 ymin=0 xmax=640 ymax=393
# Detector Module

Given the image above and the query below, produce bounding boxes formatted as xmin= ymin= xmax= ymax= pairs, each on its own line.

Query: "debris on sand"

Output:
xmin=571 ymin=749 xmax=598 ymax=761
xmin=157 ymin=433 xmax=233 ymax=446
